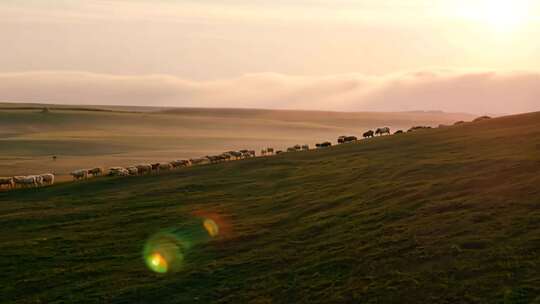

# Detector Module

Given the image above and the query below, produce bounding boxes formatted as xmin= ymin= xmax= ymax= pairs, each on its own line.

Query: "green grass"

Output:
xmin=1 ymin=112 xmax=539 ymax=303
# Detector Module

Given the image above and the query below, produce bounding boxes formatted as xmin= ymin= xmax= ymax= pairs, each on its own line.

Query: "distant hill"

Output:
xmin=1 ymin=111 xmax=539 ymax=303
xmin=0 ymin=102 xmax=166 ymax=113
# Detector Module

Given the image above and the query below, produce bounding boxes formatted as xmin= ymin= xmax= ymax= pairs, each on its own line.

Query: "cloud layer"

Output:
xmin=1 ymin=69 xmax=539 ymax=114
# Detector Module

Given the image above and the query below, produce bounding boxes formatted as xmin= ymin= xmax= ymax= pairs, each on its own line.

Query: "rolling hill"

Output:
xmin=1 ymin=111 xmax=539 ymax=303
xmin=0 ymin=103 xmax=475 ymax=180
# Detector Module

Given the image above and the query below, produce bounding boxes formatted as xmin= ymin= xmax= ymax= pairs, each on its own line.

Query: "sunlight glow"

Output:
xmin=457 ymin=0 xmax=532 ymax=32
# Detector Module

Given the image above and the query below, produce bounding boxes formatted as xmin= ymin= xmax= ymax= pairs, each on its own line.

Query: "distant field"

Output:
xmin=0 ymin=103 xmax=475 ymax=179
xmin=1 ymin=111 xmax=539 ymax=303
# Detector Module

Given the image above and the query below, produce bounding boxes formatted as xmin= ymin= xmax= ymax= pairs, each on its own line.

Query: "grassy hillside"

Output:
xmin=0 ymin=104 xmax=475 ymax=180
xmin=1 ymin=112 xmax=539 ymax=303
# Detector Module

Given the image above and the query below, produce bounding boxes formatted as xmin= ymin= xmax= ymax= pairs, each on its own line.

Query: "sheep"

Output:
xmin=159 ymin=163 xmax=173 ymax=171
xmin=340 ymin=136 xmax=357 ymax=143
xmin=239 ymin=150 xmax=251 ymax=159
xmin=40 ymin=174 xmax=55 ymax=186
xmin=71 ymin=169 xmax=89 ymax=181
xmin=220 ymin=154 xmax=232 ymax=162
xmin=171 ymin=160 xmax=190 ymax=168
xmin=151 ymin=163 xmax=161 ymax=173
xmin=239 ymin=151 xmax=252 ymax=158
xmin=193 ymin=158 xmax=205 ymax=165
xmin=315 ymin=142 xmax=332 ymax=148
xmin=407 ymin=126 xmax=432 ymax=133
xmin=213 ymin=154 xmax=228 ymax=162
xmin=13 ymin=176 xmax=38 ymax=188
xmin=206 ymin=156 xmax=220 ymax=164
xmin=32 ymin=175 xmax=44 ymax=187
xmin=338 ymin=136 xmax=347 ymax=144
xmin=226 ymin=151 xmax=243 ymax=160
xmin=127 ymin=167 xmax=139 ymax=175
xmin=375 ymin=127 xmax=391 ymax=136
xmin=136 ymin=164 xmax=153 ymax=175
xmin=0 ymin=177 xmax=15 ymax=190
xmin=109 ymin=167 xmax=130 ymax=176
xmin=363 ymin=130 xmax=375 ymax=138
xmin=88 ymin=167 xmax=104 ymax=177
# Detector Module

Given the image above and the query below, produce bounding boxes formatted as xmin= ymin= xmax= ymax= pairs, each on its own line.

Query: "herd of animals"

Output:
xmin=0 ymin=117 xmax=492 ymax=191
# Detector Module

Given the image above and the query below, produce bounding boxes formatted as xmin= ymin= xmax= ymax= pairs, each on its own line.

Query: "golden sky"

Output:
xmin=1 ymin=0 xmax=539 ymax=113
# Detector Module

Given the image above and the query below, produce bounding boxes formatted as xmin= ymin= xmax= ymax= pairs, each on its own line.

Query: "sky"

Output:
xmin=1 ymin=0 xmax=540 ymax=113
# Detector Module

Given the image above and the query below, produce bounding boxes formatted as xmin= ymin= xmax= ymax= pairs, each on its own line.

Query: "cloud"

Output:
xmin=0 ymin=69 xmax=539 ymax=114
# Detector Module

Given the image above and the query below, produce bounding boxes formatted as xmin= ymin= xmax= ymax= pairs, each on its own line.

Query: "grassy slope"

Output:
xmin=1 ymin=112 xmax=539 ymax=303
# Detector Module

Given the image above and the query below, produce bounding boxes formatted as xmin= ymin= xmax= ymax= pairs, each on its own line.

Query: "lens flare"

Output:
xmin=143 ymin=211 xmax=233 ymax=274
xmin=147 ymin=252 xmax=168 ymax=273
xmin=143 ymin=232 xmax=189 ymax=274
xmin=192 ymin=210 xmax=232 ymax=239
xmin=203 ymin=218 xmax=220 ymax=237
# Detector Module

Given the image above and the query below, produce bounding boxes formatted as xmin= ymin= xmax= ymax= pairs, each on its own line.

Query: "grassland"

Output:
xmin=0 ymin=103 xmax=475 ymax=180
xmin=1 ymin=111 xmax=539 ymax=303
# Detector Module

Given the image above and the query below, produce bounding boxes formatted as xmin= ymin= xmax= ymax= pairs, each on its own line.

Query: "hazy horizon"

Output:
xmin=1 ymin=0 xmax=539 ymax=113
xmin=0 ymin=99 xmax=507 ymax=117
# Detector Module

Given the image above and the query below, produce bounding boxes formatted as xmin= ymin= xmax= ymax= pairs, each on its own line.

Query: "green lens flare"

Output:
xmin=146 ymin=252 xmax=168 ymax=274
xmin=142 ymin=218 xmax=222 ymax=274
xmin=143 ymin=232 xmax=190 ymax=274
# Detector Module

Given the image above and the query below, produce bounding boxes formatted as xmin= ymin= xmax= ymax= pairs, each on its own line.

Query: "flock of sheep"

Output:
xmin=0 ymin=174 xmax=55 ymax=189
xmin=67 ymin=149 xmax=261 ymax=182
xmin=0 ymin=118 xmax=491 ymax=191
xmin=0 ymin=127 xmax=392 ymax=190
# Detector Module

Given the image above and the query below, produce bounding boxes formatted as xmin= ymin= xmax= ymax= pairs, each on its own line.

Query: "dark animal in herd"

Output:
xmin=363 ymin=130 xmax=374 ymax=138
xmin=261 ymin=148 xmax=275 ymax=156
xmin=316 ymin=142 xmax=332 ymax=148
xmin=375 ymin=127 xmax=391 ymax=136
xmin=338 ymin=136 xmax=357 ymax=144
xmin=408 ymin=126 xmax=432 ymax=133
xmin=286 ymin=144 xmax=310 ymax=152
